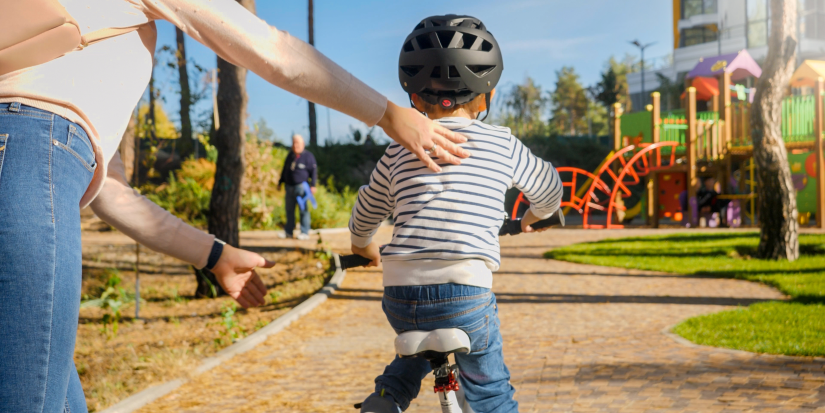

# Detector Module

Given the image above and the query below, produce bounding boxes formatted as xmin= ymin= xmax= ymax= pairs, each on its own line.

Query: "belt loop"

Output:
xmin=9 ymin=102 xmax=21 ymax=113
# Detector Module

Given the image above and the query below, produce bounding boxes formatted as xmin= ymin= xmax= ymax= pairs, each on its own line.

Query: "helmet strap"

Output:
xmin=477 ymin=93 xmax=491 ymax=122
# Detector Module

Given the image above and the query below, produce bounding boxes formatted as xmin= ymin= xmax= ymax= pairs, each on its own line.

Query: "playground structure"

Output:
xmin=513 ymin=54 xmax=825 ymax=230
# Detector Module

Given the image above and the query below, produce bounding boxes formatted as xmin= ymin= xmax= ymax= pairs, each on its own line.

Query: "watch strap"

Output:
xmin=205 ymin=238 xmax=226 ymax=270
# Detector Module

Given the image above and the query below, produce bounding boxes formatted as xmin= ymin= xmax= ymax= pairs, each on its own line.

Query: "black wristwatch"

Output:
xmin=205 ymin=238 xmax=226 ymax=270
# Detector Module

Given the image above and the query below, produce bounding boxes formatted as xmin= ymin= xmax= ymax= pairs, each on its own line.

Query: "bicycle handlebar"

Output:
xmin=336 ymin=211 xmax=565 ymax=270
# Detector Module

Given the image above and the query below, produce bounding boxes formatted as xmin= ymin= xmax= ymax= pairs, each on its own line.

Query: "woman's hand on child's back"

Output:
xmin=352 ymin=242 xmax=381 ymax=267
xmin=377 ymin=101 xmax=471 ymax=173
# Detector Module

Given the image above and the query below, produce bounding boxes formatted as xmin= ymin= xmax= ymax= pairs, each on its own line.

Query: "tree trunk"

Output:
xmin=147 ymin=64 xmax=157 ymax=142
xmin=176 ymin=28 xmax=193 ymax=155
xmin=138 ymin=65 xmax=157 ymax=186
xmin=307 ymin=0 xmax=318 ymax=147
xmin=119 ymin=113 xmax=137 ymax=183
xmin=750 ymin=0 xmax=799 ymax=260
xmin=200 ymin=0 xmax=255 ymax=298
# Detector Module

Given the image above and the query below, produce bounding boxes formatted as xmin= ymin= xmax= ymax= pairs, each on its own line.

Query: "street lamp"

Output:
xmin=630 ymin=39 xmax=656 ymax=108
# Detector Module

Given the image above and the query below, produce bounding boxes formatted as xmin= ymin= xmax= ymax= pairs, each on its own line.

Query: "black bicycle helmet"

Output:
xmin=398 ymin=14 xmax=503 ymax=120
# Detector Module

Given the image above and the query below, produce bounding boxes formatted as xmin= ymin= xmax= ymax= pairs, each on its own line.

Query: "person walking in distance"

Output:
xmin=279 ymin=134 xmax=317 ymax=240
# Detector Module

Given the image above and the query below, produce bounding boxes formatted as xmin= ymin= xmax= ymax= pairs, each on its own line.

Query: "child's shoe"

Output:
xmin=358 ymin=392 xmax=402 ymax=413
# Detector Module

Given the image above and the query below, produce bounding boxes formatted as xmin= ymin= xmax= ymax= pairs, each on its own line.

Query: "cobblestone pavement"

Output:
xmin=139 ymin=228 xmax=825 ymax=413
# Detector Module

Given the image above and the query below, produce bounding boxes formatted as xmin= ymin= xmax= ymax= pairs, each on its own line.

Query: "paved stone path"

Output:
xmin=139 ymin=229 xmax=825 ymax=412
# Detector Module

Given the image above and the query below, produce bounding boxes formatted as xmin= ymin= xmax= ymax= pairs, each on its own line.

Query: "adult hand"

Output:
xmin=211 ymin=244 xmax=274 ymax=308
xmin=351 ymin=242 xmax=381 ymax=267
xmin=377 ymin=101 xmax=471 ymax=173
xmin=310 ymin=186 xmax=317 ymax=195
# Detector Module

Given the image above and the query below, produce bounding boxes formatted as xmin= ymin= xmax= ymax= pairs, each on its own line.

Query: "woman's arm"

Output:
xmin=138 ymin=0 xmax=469 ymax=171
xmin=91 ymin=153 xmax=214 ymax=267
xmin=90 ymin=152 xmax=270 ymax=307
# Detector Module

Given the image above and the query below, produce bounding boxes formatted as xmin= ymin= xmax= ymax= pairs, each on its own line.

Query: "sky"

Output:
xmin=150 ymin=0 xmax=674 ymax=144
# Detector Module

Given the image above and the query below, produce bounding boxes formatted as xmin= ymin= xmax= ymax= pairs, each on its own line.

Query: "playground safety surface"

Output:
xmin=138 ymin=228 xmax=825 ymax=413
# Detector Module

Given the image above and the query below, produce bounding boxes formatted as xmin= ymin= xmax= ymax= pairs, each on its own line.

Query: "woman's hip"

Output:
xmin=0 ymin=102 xmax=96 ymax=211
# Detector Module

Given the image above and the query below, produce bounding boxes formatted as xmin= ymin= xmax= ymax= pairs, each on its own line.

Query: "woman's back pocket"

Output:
xmin=53 ymin=125 xmax=96 ymax=173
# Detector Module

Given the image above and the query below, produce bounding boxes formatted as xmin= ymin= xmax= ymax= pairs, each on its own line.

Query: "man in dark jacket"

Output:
xmin=279 ymin=134 xmax=317 ymax=239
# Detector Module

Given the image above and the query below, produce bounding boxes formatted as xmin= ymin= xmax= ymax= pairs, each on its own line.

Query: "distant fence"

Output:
xmin=621 ymin=94 xmax=823 ymax=152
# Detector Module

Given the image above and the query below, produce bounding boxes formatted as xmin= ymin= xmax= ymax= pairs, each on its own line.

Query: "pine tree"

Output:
xmin=550 ymin=67 xmax=589 ymax=136
xmin=750 ymin=0 xmax=799 ymax=260
xmin=202 ymin=0 xmax=257 ymax=297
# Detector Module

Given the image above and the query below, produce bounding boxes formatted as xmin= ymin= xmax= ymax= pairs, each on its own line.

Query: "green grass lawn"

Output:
xmin=545 ymin=232 xmax=825 ymax=357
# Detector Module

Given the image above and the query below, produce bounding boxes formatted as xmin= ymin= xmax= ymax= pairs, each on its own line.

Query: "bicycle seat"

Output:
xmin=395 ymin=329 xmax=471 ymax=358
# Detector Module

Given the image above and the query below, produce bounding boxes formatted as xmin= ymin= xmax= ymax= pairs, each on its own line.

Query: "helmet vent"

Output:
xmin=403 ymin=41 xmax=415 ymax=52
xmin=460 ymin=34 xmax=478 ymax=50
xmin=481 ymin=40 xmax=494 ymax=52
xmin=435 ymin=31 xmax=456 ymax=48
xmin=430 ymin=66 xmax=442 ymax=78
xmin=448 ymin=66 xmax=460 ymax=78
xmin=415 ymin=34 xmax=435 ymax=50
xmin=401 ymin=65 xmax=424 ymax=77
xmin=467 ymin=65 xmax=496 ymax=77
xmin=414 ymin=22 xmax=426 ymax=31
xmin=458 ymin=19 xmax=479 ymax=29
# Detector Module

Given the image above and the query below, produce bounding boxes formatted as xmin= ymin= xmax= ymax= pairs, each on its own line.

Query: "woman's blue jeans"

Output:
xmin=0 ymin=103 xmax=96 ymax=413
xmin=376 ymin=284 xmax=518 ymax=413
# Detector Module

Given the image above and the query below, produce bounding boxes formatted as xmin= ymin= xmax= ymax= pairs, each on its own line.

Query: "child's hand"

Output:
xmin=521 ymin=209 xmax=552 ymax=233
xmin=352 ymin=242 xmax=381 ymax=267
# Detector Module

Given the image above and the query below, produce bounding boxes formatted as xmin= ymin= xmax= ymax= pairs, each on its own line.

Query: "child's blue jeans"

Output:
xmin=375 ymin=283 xmax=518 ymax=413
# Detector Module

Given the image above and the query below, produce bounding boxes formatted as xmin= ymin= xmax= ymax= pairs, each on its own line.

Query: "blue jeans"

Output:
xmin=376 ymin=284 xmax=517 ymax=413
xmin=0 ymin=103 xmax=96 ymax=413
xmin=284 ymin=183 xmax=311 ymax=236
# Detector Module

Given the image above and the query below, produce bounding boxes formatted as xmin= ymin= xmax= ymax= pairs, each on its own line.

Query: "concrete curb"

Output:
xmin=100 ymin=252 xmax=347 ymax=413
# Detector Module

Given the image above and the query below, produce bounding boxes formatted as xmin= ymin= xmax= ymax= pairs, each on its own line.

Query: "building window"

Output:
xmin=804 ymin=0 xmax=825 ymax=40
xmin=747 ymin=0 xmax=770 ymax=48
xmin=683 ymin=0 xmax=718 ymax=19
xmin=680 ymin=26 xmax=719 ymax=47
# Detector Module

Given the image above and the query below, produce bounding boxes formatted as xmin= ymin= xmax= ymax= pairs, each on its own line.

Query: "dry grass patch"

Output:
xmin=78 ymin=239 xmax=330 ymax=412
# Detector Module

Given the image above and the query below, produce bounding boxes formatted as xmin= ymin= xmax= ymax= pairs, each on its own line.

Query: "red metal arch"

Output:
xmin=511 ymin=142 xmax=680 ymax=229
xmin=511 ymin=166 xmax=609 ymax=220
xmin=589 ymin=141 xmax=680 ymax=229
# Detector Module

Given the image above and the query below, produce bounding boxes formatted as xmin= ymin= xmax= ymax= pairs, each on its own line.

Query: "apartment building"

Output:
xmin=627 ymin=0 xmax=825 ymax=111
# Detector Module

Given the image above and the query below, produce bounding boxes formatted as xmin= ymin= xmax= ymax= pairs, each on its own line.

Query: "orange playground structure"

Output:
xmin=514 ymin=62 xmax=825 ymax=230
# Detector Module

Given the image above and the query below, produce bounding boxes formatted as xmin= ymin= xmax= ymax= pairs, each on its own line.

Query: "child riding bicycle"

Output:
xmin=350 ymin=15 xmax=563 ymax=413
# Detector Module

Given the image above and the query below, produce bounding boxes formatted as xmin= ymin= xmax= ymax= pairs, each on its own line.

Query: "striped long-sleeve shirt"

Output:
xmin=349 ymin=117 xmax=563 ymax=288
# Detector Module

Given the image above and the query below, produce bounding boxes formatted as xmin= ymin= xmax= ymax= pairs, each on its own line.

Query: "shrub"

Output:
xmin=145 ymin=173 xmax=212 ymax=228
xmin=313 ymin=141 xmax=388 ymax=192
xmin=239 ymin=138 xmax=288 ymax=230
